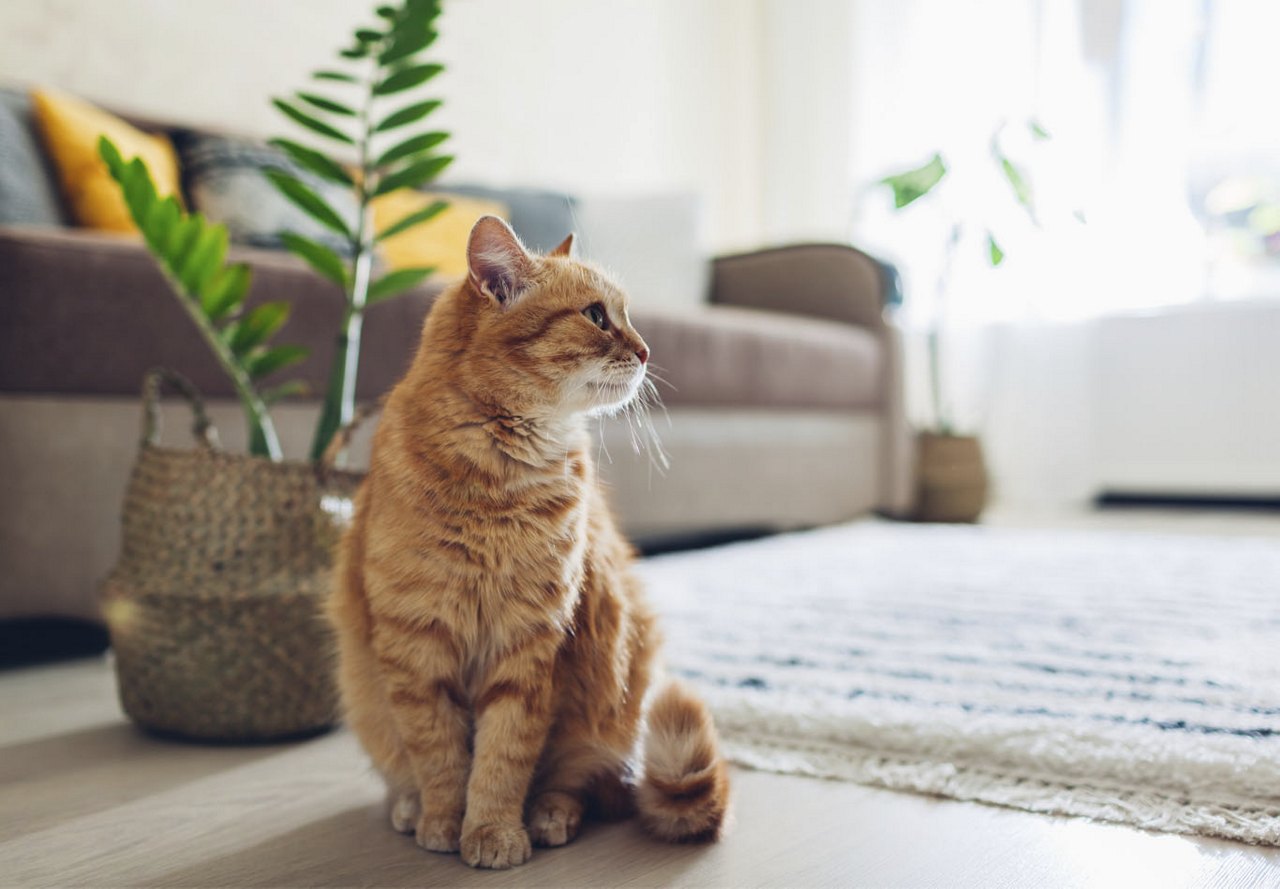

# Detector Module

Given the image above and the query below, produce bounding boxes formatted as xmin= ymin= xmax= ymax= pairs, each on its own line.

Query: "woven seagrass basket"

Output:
xmin=100 ymin=369 xmax=364 ymax=741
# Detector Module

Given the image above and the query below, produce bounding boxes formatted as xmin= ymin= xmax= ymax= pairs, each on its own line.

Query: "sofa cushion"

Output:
xmin=174 ymin=131 xmax=357 ymax=256
xmin=0 ymin=228 xmax=881 ymax=413
xmin=631 ymin=306 xmax=882 ymax=411
xmin=0 ymin=227 xmax=436 ymax=401
xmin=372 ymin=189 xmax=508 ymax=278
xmin=0 ymin=89 xmax=68 ymax=226
xmin=573 ymin=192 xmax=708 ymax=313
xmin=30 ymin=88 xmax=183 ymax=233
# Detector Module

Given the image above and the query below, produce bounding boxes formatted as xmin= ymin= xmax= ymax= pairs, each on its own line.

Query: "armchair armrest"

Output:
xmin=709 ymin=243 xmax=895 ymax=332
xmin=710 ymin=242 xmax=915 ymax=517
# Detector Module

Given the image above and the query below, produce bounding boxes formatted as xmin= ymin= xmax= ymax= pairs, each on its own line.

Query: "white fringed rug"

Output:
xmin=638 ymin=522 xmax=1280 ymax=845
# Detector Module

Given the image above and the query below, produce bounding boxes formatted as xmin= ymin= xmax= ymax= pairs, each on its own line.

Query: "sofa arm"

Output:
xmin=709 ymin=243 xmax=894 ymax=332
xmin=712 ymin=242 xmax=915 ymax=517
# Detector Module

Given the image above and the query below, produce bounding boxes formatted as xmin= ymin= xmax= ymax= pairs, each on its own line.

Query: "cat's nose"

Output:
xmin=635 ymin=345 xmax=649 ymax=365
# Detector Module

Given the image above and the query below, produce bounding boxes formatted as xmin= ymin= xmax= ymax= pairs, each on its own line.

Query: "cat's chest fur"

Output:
xmin=369 ymin=424 xmax=594 ymax=659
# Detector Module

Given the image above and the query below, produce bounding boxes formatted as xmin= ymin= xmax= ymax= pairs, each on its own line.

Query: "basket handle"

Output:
xmin=141 ymin=367 xmax=219 ymax=450
xmin=319 ymin=400 xmax=380 ymax=469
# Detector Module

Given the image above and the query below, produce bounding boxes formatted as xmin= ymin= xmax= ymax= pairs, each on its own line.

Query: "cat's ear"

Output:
xmin=467 ymin=215 xmax=533 ymax=307
xmin=549 ymin=233 xmax=575 ymax=258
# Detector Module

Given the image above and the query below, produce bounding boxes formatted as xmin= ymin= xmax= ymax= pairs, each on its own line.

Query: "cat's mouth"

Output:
xmin=591 ymin=372 xmax=643 ymax=403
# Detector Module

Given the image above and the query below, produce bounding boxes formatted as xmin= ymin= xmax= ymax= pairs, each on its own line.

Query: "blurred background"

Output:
xmin=2 ymin=0 xmax=1277 ymax=517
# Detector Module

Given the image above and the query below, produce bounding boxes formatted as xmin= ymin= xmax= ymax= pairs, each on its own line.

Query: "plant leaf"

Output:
xmin=121 ymin=158 xmax=158 ymax=222
xmin=178 ymin=222 xmax=228 ymax=295
xmin=1029 ymin=119 xmax=1051 ymax=140
xmin=279 ymin=232 xmax=349 ymax=286
xmin=374 ymin=155 xmax=453 ymax=196
xmin=248 ymin=344 xmax=310 ymax=379
xmin=263 ymin=170 xmax=352 ymax=239
xmin=203 ymin=263 xmax=253 ymax=320
xmin=987 ymin=232 xmax=1005 ymax=266
xmin=297 ymin=92 xmax=357 ymax=117
xmin=998 ymin=155 xmax=1034 ymax=210
xmin=230 ymin=301 xmax=291 ymax=355
xmin=376 ymin=199 xmax=448 ymax=241
xmin=269 ymin=138 xmax=354 ymax=186
xmin=373 ymin=63 xmax=443 ymax=95
xmin=97 ymin=136 xmax=125 ymax=175
xmin=368 ymin=267 xmax=434 ymax=304
xmin=165 ymin=214 xmax=202 ymax=268
xmin=880 ymin=153 xmax=947 ymax=209
xmin=272 ymin=98 xmax=354 ymax=144
xmin=374 ymin=99 xmax=441 ymax=132
xmin=339 ymin=45 xmax=369 ymax=60
xmin=379 ymin=29 xmax=432 ymax=66
xmin=262 ymin=379 xmax=310 ymax=403
xmin=374 ymin=131 xmax=448 ymax=168
xmin=355 ymin=28 xmax=384 ymax=43
xmin=141 ymin=195 xmax=180 ymax=254
xmin=314 ymin=69 xmax=357 ymax=83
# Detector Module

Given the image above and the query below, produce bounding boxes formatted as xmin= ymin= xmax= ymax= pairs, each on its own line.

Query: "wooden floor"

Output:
xmin=3 ymin=508 xmax=1280 ymax=888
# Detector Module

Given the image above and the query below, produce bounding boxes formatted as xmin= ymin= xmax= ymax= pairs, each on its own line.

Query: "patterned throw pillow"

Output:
xmin=175 ymin=131 xmax=356 ymax=256
xmin=0 ymin=88 xmax=68 ymax=226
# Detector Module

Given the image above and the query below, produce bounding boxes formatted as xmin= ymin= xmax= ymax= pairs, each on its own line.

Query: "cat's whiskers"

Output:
xmin=617 ymin=373 xmax=670 ymax=478
xmin=643 ymin=362 xmax=678 ymax=394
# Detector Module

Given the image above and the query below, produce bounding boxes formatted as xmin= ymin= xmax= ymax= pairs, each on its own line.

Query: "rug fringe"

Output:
xmin=723 ymin=733 xmax=1280 ymax=847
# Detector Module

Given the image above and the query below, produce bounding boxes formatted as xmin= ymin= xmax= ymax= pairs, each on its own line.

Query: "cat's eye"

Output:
xmin=583 ymin=303 xmax=610 ymax=331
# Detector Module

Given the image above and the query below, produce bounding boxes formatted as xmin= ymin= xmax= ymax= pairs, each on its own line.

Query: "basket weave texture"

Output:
xmin=100 ymin=370 xmax=362 ymax=741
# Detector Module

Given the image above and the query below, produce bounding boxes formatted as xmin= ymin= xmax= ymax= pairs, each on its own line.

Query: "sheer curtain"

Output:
xmin=846 ymin=0 xmax=1276 ymax=506
xmin=848 ymin=0 xmax=1225 ymax=325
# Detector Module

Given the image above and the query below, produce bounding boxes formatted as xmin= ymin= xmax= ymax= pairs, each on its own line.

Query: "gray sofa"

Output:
xmin=0 ymin=99 xmax=913 ymax=625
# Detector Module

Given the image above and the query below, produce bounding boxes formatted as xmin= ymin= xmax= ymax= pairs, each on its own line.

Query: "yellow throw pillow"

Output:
xmin=30 ymin=88 xmax=182 ymax=233
xmin=372 ymin=189 xmax=509 ymax=279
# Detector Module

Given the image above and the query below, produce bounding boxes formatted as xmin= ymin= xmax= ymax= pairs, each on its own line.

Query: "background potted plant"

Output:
xmin=96 ymin=0 xmax=453 ymax=741
xmin=879 ymin=120 xmax=1063 ymax=522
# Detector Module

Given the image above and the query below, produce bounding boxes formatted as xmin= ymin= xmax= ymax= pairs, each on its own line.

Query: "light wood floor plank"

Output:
xmin=2 ymin=657 xmax=1278 ymax=888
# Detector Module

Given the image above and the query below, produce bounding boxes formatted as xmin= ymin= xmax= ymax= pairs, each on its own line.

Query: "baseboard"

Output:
xmin=0 ymin=618 xmax=109 ymax=669
xmin=1096 ymin=492 xmax=1280 ymax=511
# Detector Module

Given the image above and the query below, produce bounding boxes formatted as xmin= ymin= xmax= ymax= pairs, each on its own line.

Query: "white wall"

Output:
xmin=0 ymin=0 xmax=851 ymax=253
xmin=1094 ymin=301 xmax=1280 ymax=496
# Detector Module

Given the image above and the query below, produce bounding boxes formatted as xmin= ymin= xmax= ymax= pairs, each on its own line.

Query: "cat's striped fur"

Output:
xmin=327 ymin=217 xmax=729 ymax=869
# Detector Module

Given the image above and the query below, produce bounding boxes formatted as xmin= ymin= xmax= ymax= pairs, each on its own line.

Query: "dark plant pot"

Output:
xmin=915 ymin=432 xmax=988 ymax=523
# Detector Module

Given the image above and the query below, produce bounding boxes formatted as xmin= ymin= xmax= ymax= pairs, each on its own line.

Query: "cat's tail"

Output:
xmin=636 ymin=680 xmax=731 ymax=842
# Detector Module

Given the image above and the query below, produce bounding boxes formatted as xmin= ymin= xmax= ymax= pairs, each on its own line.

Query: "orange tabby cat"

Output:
xmin=327 ymin=216 xmax=730 ymax=869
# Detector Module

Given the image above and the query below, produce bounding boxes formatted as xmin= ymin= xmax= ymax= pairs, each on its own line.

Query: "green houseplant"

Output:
xmin=267 ymin=0 xmax=453 ymax=463
xmin=96 ymin=0 xmax=454 ymax=742
xmin=98 ymin=140 xmax=306 ymax=461
xmin=99 ymin=0 xmax=452 ymax=464
xmin=879 ymin=120 xmax=1056 ymax=521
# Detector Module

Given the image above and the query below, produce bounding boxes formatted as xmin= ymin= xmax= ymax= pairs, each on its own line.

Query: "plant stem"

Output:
xmin=926 ymin=326 xmax=948 ymax=437
xmin=928 ymin=223 xmax=962 ymax=436
xmin=171 ymin=283 xmax=282 ymax=460
xmin=309 ymin=60 xmax=377 ymax=465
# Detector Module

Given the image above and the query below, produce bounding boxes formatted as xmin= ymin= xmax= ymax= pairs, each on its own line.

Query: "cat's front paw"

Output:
xmin=388 ymin=789 xmax=420 ymax=834
xmin=528 ymin=791 xmax=583 ymax=847
xmin=460 ymin=821 xmax=532 ymax=869
xmin=415 ymin=813 xmax=462 ymax=853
